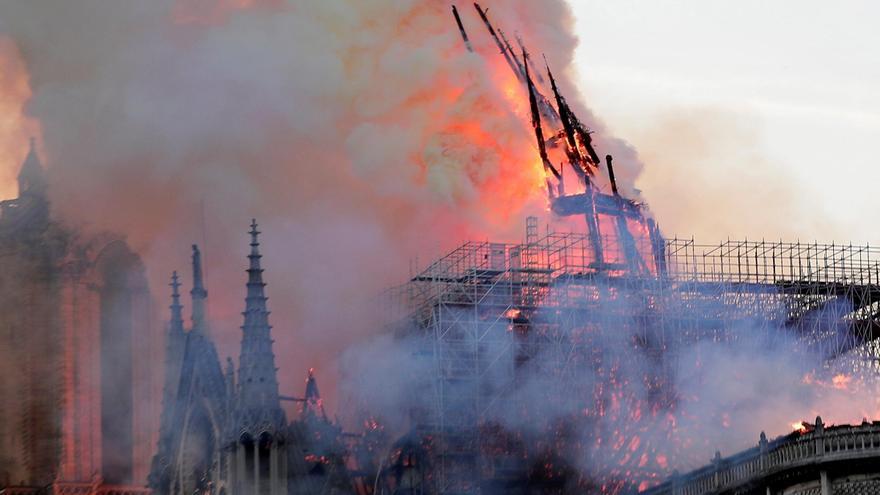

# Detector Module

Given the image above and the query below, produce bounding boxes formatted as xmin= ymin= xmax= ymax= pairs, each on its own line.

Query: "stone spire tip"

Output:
xmin=170 ymin=271 xmax=181 ymax=296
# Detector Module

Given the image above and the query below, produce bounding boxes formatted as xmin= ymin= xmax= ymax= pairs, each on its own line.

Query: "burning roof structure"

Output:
xmin=380 ymin=221 xmax=880 ymax=493
xmin=458 ymin=3 xmax=660 ymax=278
xmin=2 ymin=3 xmax=880 ymax=495
xmin=362 ymin=5 xmax=880 ymax=494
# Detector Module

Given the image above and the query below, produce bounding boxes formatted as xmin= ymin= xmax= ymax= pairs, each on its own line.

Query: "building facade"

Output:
xmin=0 ymin=140 xmax=160 ymax=492
xmin=148 ymin=221 xmax=354 ymax=495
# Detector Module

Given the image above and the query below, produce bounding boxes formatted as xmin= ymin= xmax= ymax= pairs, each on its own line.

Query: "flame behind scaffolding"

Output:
xmin=381 ymin=219 xmax=880 ymax=492
xmin=456 ymin=3 xmax=661 ymax=278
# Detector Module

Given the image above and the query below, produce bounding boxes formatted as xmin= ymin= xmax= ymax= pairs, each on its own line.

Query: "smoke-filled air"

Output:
xmin=0 ymin=0 xmax=636 ymax=412
xmin=1 ymin=0 xmax=878 ymax=493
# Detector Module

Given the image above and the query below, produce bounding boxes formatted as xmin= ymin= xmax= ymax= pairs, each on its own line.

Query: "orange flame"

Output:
xmin=831 ymin=373 xmax=852 ymax=390
xmin=0 ymin=37 xmax=42 ymax=200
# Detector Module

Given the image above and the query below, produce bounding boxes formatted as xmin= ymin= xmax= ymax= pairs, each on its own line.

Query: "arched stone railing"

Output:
xmin=644 ymin=417 xmax=880 ymax=495
xmin=0 ymin=483 xmax=152 ymax=495
xmin=94 ymin=487 xmax=152 ymax=495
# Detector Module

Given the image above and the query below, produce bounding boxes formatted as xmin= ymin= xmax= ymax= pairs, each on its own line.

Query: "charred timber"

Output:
xmin=498 ymin=28 xmax=526 ymax=80
xmin=451 ymin=5 xmax=473 ymax=52
xmin=500 ymin=29 xmax=559 ymax=123
xmin=573 ymin=117 xmax=602 ymax=168
xmin=647 ymin=218 xmax=667 ymax=276
xmin=544 ymin=62 xmax=600 ymax=169
xmin=551 ymin=191 xmax=643 ymax=220
xmin=605 ymin=154 xmax=619 ymax=196
xmin=473 ymin=3 xmax=522 ymax=82
xmin=523 ymin=46 xmax=561 ymax=197
xmin=470 ymin=3 xmax=558 ymax=124
xmin=553 ymin=186 xmax=632 ymax=271
xmin=547 ymin=62 xmax=592 ymax=182
xmin=516 ymin=33 xmax=545 ymax=85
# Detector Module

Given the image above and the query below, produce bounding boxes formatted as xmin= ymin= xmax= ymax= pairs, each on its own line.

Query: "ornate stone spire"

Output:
xmin=154 ymin=272 xmax=188 ymax=479
xmin=190 ymin=245 xmax=208 ymax=333
xmin=236 ymin=219 xmax=284 ymax=427
xmin=18 ymin=137 xmax=47 ymax=197
xmin=169 ymin=271 xmax=184 ymax=335
xmin=224 ymin=357 xmax=236 ymax=407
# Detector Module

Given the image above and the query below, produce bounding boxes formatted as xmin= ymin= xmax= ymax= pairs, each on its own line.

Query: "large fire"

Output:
xmin=3 ymin=1 xmax=879 ymax=493
xmin=0 ymin=36 xmax=41 ymax=200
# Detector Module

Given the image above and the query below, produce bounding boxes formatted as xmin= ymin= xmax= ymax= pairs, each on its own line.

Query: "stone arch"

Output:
xmin=257 ymin=431 xmax=273 ymax=483
xmin=240 ymin=432 xmax=256 ymax=487
xmin=93 ymin=240 xmax=147 ymax=484
xmin=176 ymin=398 xmax=221 ymax=494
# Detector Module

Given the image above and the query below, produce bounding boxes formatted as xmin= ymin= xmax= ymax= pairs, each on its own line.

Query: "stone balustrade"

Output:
xmin=0 ymin=482 xmax=151 ymax=495
xmin=644 ymin=417 xmax=880 ymax=495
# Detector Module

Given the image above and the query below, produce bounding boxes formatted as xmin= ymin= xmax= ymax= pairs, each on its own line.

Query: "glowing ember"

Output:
xmin=503 ymin=308 xmax=521 ymax=320
xmin=832 ymin=373 xmax=852 ymax=390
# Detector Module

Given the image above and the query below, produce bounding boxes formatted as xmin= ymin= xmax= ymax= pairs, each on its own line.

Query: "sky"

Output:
xmin=568 ymin=0 xmax=880 ymax=244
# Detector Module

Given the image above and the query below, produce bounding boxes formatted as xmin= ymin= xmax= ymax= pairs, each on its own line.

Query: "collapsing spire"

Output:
xmin=236 ymin=219 xmax=284 ymax=426
xmin=538 ymin=59 xmax=606 ymax=266
xmin=522 ymin=46 xmax=561 ymax=199
xmin=545 ymin=61 xmax=600 ymax=174
xmin=473 ymin=2 xmax=522 ymax=82
xmin=190 ymin=245 xmax=208 ymax=332
xmin=452 ymin=4 xmax=661 ymax=275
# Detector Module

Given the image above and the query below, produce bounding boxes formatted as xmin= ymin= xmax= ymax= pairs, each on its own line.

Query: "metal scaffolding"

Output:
xmin=383 ymin=219 xmax=880 ymax=493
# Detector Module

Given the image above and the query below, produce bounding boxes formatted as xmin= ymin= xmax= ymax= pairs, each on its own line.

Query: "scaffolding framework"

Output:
xmin=383 ymin=220 xmax=880 ymax=493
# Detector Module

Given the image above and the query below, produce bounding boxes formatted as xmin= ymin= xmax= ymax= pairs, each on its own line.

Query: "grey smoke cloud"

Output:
xmin=340 ymin=278 xmax=880 ymax=487
xmin=0 ymin=0 xmax=642 ymax=412
xmin=2 ymin=1 xmax=877 ymax=489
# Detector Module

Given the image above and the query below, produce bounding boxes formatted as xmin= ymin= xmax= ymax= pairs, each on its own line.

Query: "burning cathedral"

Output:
xmin=147 ymin=224 xmax=353 ymax=494
xmin=0 ymin=139 xmax=358 ymax=494
xmin=2 ymin=4 xmax=880 ymax=495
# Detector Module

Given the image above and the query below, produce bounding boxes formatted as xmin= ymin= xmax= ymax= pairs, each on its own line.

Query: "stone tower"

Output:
xmin=229 ymin=219 xmax=288 ymax=495
xmin=149 ymin=221 xmax=355 ymax=495
xmin=148 ymin=247 xmax=227 ymax=495
xmin=0 ymin=139 xmax=160 ymax=490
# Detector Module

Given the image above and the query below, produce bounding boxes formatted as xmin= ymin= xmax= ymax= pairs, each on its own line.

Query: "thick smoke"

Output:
xmin=341 ymin=278 xmax=880 ymax=488
xmin=0 ymin=0 xmax=638 ymax=409
xmin=7 ymin=1 xmax=873 ymax=489
xmin=627 ymin=107 xmax=846 ymax=242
